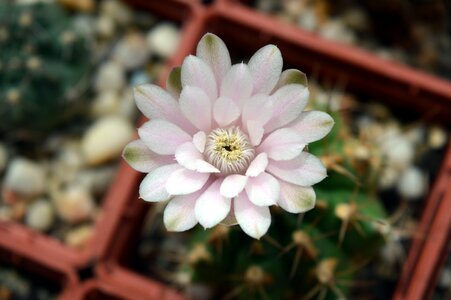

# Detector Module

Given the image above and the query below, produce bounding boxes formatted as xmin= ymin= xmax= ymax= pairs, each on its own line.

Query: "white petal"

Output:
xmin=181 ymin=55 xmax=217 ymax=101
xmin=138 ymin=119 xmax=191 ymax=155
xmin=234 ymin=192 xmax=271 ymax=239
xmin=278 ymin=181 xmax=316 ymax=213
xmin=122 ymin=140 xmax=173 ymax=173
xmin=196 ymin=33 xmax=231 ymax=87
xmin=134 ymin=84 xmax=193 ymax=131
xmin=139 ymin=164 xmax=180 ymax=202
xmin=272 ymin=69 xmax=308 ymax=92
xmin=175 ymin=142 xmax=203 ymax=170
xmin=289 ymin=111 xmax=335 ymax=143
xmin=220 ymin=175 xmax=248 ymax=198
xmin=246 ymin=153 xmax=268 ymax=177
xmin=257 ymin=128 xmax=305 ymax=161
xmin=220 ymin=63 xmax=253 ymax=105
xmin=248 ymin=45 xmax=283 ymax=95
xmin=164 ymin=191 xmax=200 ymax=232
xmin=213 ymin=97 xmax=241 ymax=127
xmin=195 ymin=179 xmax=232 ymax=229
xmin=247 ymin=120 xmax=264 ymax=146
xmin=195 ymin=160 xmax=220 ymax=173
xmin=265 ymin=84 xmax=309 ymax=133
xmin=245 ymin=172 xmax=280 ymax=206
xmin=193 ymin=131 xmax=207 ymax=153
xmin=267 ymin=152 xmax=327 ymax=186
xmin=179 ymin=86 xmax=212 ymax=132
xmin=166 ymin=168 xmax=210 ymax=195
xmin=242 ymin=94 xmax=273 ymax=126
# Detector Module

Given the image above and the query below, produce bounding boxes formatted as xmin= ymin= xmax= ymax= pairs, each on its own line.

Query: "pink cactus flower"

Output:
xmin=123 ymin=33 xmax=334 ymax=239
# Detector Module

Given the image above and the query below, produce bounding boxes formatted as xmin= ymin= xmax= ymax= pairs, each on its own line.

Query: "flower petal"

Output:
xmin=179 ymin=86 xmax=212 ymax=132
xmin=264 ymin=84 xmax=309 ymax=133
xmin=257 ymin=128 xmax=305 ymax=161
xmin=175 ymin=142 xmax=203 ymax=170
xmin=181 ymin=55 xmax=217 ymax=101
xmin=166 ymin=168 xmax=210 ymax=195
xmin=196 ymin=33 xmax=231 ymax=87
xmin=267 ymin=152 xmax=327 ymax=186
xmin=242 ymin=94 xmax=273 ymax=126
xmin=272 ymin=69 xmax=307 ymax=92
xmin=193 ymin=131 xmax=207 ymax=153
xmin=220 ymin=175 xmax=248 ymax=198
xmin=139 ymin=164 xmax=181 ymax=202
xmin=134 ymin=84 xmax=193 ymax=131
xmin=245 ymin=172 xmax=280 ymax=206
xmin=247 ymin=120 xmax=264 ymax=146
xmin=248 ymin=44 xmax=283 ymax=95
xmin=164 ymin=191 xmax=200 ymax=232
xmin=213 ymin=96 xmax=241 ymax=127
xmin=138 ymin=119 xmax=191 ymax=155
xmin=234 ymin=192 xmax=271 ymax=239
xmin=166 ymin=66 xmax=182 ymax=98
xmin=289 ymin=111 xmax=335 ymax=143
xmin=220 ymin=63 xmax=253 ymax=106
xmin=122 ymin=139 xmax=173 ymax=173
xmin=278 ymin=181 xmax=316 ymax=213
xmin=195 ymin=179 xmax=231 ymax=229
xmin=246 ymin=153 xmax=269 ymax=177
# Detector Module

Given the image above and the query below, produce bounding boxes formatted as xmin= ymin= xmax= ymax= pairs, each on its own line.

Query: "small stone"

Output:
xmin=90 ymin=91 xmax=120 ymax=117
xmin=113 ymin=32 xmax=149 ymax=70
xmin=100 ymin=0 xmax=133 ymax=26
xmin=95 ymin=14 xmax=115 ymax=38
xmin=75 ymin=166 xmax=116 ymax=196
xmin=54 ymin=184 xmax=96 ymax=223
xmin=319 ymin=20 xmax=357 ymax=44
xmin=380 ymin=135 xmax=414 ymax=171
xmin=0 ymin=143 xmax=7 ymax=173
xmin=397 ymin=167 xmax=426 ymax=200
xmin=25 ymin=199 xmax=55 ymax=232
xmin=64 ymin=225 xmax=94 ymax=249
xmin=297 ymin=9 xmax=318 ymax=32
xmin=146 ymin=23 xmax=180 ymax=58
xmin=428 ymin=126 xmax=447 ymax=149
xmin=81 ymin=116 xmax=134 ymax=166
xmin=94 ymin=61 xmax=125 ymax=93
xmin=118 ymin=88 xmax=138 ymax=120
xmin=4 ymin=158 xmax=46 ymax=197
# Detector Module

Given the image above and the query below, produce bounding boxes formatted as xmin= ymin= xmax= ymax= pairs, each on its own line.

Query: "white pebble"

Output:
xmin=319 ymin=20 xmax=357 ymax=44
xmin=397 ymin=167 xmax=426 ymax=200
xmin=4 ymin=158 xmax=46 ymax=197
xmin=113 ymin=32 xmax=149 ymax=70
xmin=64 ymin=225 xmax=94 ymax=249
xmin=54 ymin=184 xmax=96 ymax=223
xmin=100 ymin=0 xmax=133 ymax=26
xmin=75 ymin=166 xmax=116 ymax=196
xmin=90 ymin=91 xmax=121 ymax=117
xmin=428 ymin=126 xmax=447 ymax=149
xmin=81 ymin=116 xmax=134 ymax=166
xmin=0 ymin=143 xmax=7 ymax=173
xmin=297 ymin=9 xmax=317 ymax=32
xmin=94 ymin=61 xmax=125 ymax=93
xmin=95 ymin=14 xmax=115 ymax=38
xmin=25 ymin=199 xmax=55 ymax=232
xmin=146 ymin=23 xmax=180 ymax=58
xmin=380 ymin=135 xmax=414 ymax=171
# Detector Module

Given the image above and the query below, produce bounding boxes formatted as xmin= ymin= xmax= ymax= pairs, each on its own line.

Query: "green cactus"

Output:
xmin=0 ymin=1 xmax=91 ymax=140
xmin=183 ymin=106 xmax=388 ymax=300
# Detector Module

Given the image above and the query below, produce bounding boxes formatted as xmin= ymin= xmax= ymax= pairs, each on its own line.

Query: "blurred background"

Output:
xmin=0 ymin=0 xmax=450 ymax=300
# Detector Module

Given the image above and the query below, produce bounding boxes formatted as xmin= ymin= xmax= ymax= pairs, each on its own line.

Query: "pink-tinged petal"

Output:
xmin=220 ymin=175 xmax=248 ymax=198
xmin=246 ymin=153 xmax=269 ymax=177
xmin=245 ymin=172 xmax=280 ymax=206
xmin=265 ymin=84 xmax=309 ymax=133
xmin=192 ymin=131 xmax=207 ymax=153
xmin=220 ymin=63 xmax=253 ymax=105
xmin=267 ymin=152 xmax=327 ymax=186
xmin=213 ymin=97 xmax=241 ymax=127
xmin=181 ymin=55 xmax=217 ymax=101
xmin=248 ymin=45 xmax=283 ymax=95
xmin=234 ymin=192 xmax=271 ymax=239
xmin=166 ymin=66 xmax=182 ymax=98
xmin=195 ymin=179 xmax=232 ymax=229
xmin=134 ymin=84 xmax=193 ymax=131
xmin=164 ymin=191 xmax=200 ymax=232
xmin=166 ymin=168 xmax=210 ymax=195
xmin=138 ymin=119 xmax=191 ymax=155
xmin=122 ymin=139 xmax=173 ymax=173
xmin=195 ymin=160 xmax=220 ymax=173
xmin=257 ymin=128 xmax=305 ymax=161
xmin=242 ymin=94 xmax=273 ymax=126
xmin=175 ymin=142 xmax=203 ymax=170
xmin=272 ymin=69 xmax=307 ymax=93
xmin=289 ymin=111 xmax=335 ymax=143
xmin=247 ymin=120 xmax=264 ymax=146
xmin=196 ymin=33 xmax=231 ymax=87
xmin=139 ymin=164 xmax=181 ymax=202
xmin=278 ymin=181 xmax=316 ymax=213
xmin=179 ymin=86 xmax=212 ymax=132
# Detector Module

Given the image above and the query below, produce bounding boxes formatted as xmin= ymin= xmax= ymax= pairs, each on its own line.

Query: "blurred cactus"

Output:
xmin=182 ymin=107 xmax=388 ymax=300
xmin=0 ymin=1 xmax=91 ymax=139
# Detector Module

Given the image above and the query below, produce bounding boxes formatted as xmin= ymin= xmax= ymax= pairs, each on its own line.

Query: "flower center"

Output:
xmin=205 ymin=127 xmax=255 ymax=174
